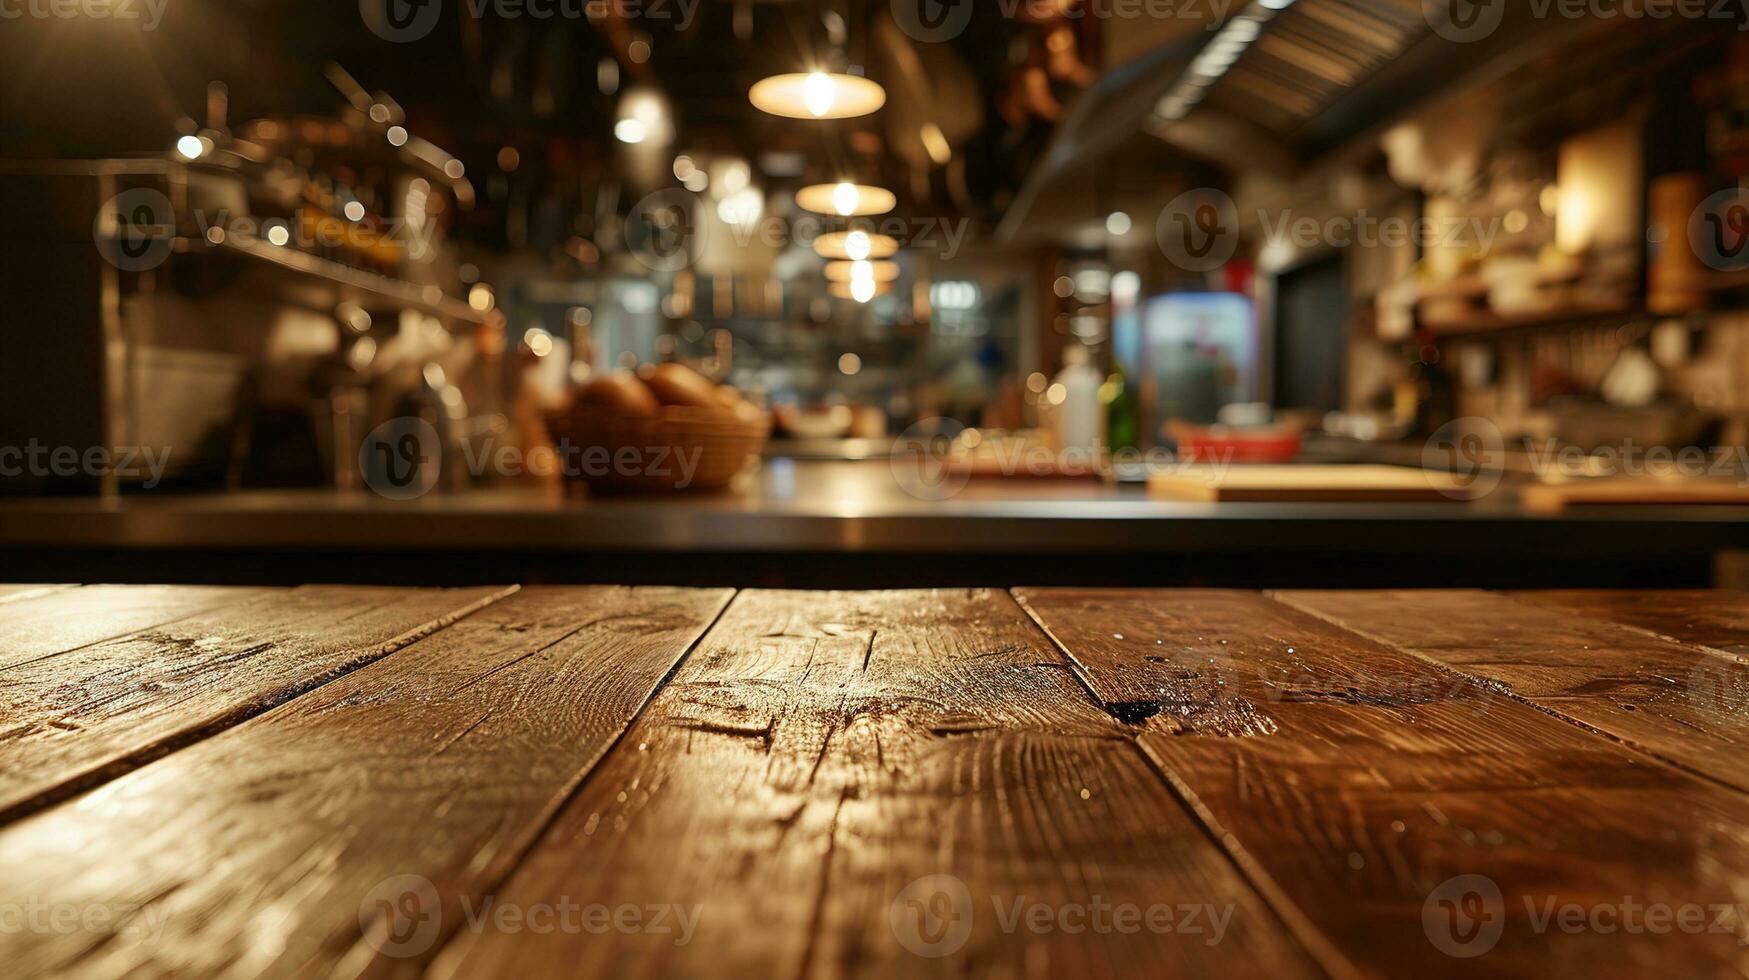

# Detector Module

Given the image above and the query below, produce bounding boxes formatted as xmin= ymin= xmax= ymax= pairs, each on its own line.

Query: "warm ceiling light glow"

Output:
xmin=804 ymin=72 xmax=834 ymax=116
xmin=833 ymin=182 xmax=860 ymax=215
xmin=825 ymin=259 xmax=900 ymax=283
xmin=920 ymin=123 xmax=952 ymax=165
xmin=343 ymin=201 xmax=367 ymax=222
xmin=797 ymin=182 xmax=895 ymax=217
xmin=830 ymin=280 xmax=891 ymax=300
xmin=175 ymin=135 xmax=206 ymax=160
xmin=615 ymin=118 xmax=648 ymax=144
xmin=838 ymin=352 xmax=862 ymax=375
xmin=468 ymin=284 xmax=496 ymax=312
xmin=716 ymin=187 xmax=764 ymax=228
xmin=749 ymin=72 xmax=887 ymax=120
xmin=814 ymin=230 xmax=899 ymax=260
xmin=1106 ymin=211 xmax=1133 ymax=236
xmin=386 ymin=126 xmax=408 ymax=146
xmin=616 ymin=88 xmax=672 ymax=147
xmin=526 ymin=329 xmax=554 ymax=358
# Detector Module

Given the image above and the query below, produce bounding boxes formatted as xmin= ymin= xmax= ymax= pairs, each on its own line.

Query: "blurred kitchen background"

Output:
xmin=4 ymin=0 xmax=1749 ymax=588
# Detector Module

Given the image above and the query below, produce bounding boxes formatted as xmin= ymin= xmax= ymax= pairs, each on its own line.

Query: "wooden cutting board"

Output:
xmin=1520 ymin=478 xmax=1749 ymax=512
xmin=1148 ymin=464 xmax=1472 ymax=503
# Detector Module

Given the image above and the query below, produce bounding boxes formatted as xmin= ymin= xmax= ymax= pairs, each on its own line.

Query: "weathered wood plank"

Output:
xmin=1017 ymin=588 xmax=1749 ymax=979
xmin=0 ymin=584 xmax=261 ymax=671
xmin=0 ymin=586 xmax=731 ymax=980
xmin=0 ymin=584 xmax=76 ymax=604
xmin=427 ymin=589 xmax=1322 ymax=980
xmin=0 ymin=584 xmax=513 ymax=822
xmin=1276 ymin=589 xmax=1749 ymax=794
xmin=1511 ymin=589 xmax=1749 ymax=660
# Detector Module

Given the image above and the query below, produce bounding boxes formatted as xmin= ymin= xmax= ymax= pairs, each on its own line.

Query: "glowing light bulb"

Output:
xmin=851 ymin=278 xmax=876 ymax=303
xmin=850 ymin=260 xmax=876 ymax=282
xmin=803 ymin=72 xmax=835 ymax=118
xmin=832 ymin=182 xmax=860 ymax=217
xmin=846 ymin=231 xmax=871 ymax=261
xmin=175 ymin=135 xmax=205 ymax=160
xmin=615 ymin=119 xmax=648 ymax=144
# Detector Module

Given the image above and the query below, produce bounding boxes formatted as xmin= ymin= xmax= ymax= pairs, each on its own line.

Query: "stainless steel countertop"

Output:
xmin=2 ymin=459 xmax=1747 ymax=556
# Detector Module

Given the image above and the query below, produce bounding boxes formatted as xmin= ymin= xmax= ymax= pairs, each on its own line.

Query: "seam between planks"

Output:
xmin=414 ymin=587 xmax=741 ymax=979
xmin=1501 ymin=590 xmax=1749 ymax=666
xmin=0 ymin=585 xmax=522 ymax=828
xmin=1005 ymin=588 xmax=1357 ymax=980
xmin=1267 ymin=590 xmax=1749 ymax=801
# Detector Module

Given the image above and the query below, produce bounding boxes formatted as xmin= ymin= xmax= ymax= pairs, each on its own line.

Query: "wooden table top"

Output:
xmin=2 ymin=584 xmax=1747 ymax=978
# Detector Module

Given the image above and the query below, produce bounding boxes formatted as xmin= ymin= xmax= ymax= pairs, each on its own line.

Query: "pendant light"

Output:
xmin=815 ymin=230 xmax=899 ymax=260
xmin=825 ymin=259 xmax=901 ymax=283
xmin=830 ymin=280 xmax=891 ymax=302
xmin=797 ymin=182 xmax=896 ymax=217
xmin=750 ymin=71 xmax=886 ymax=120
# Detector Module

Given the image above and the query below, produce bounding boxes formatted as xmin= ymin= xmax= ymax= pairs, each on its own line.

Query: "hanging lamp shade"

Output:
xmin=831 ymin=280 xmax=893 ymax=301
xmin=815 ymin=230 xmax=899 ymax=260
xmin=825 ymin=259 xmax=901 ymax=283
xmin=797 ymin=182 xmax=896 ymax=217
xmin=749 ymin=72 xmax=887 ymax=120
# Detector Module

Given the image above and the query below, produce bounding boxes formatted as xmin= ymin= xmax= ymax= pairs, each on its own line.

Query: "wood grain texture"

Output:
xmin=1016 ymin=588 xmax=1749 ymax=980
xmin=0 ymin=586 xmax=731 ymax=980
xmin=1276 ymin=589 xmax=1749 ymax=794
xmin=1511 ymin=589 xmax=1749 ymax=660
xmin=0 ymin=584 xmax=513 ymax=823
xmin=0 ymin=584 xmax=260 ymax=671
xmin=428 ymin=589 xmax=1321 ymax=980
xmin=0 ymin=584 xmax=76 ymax=604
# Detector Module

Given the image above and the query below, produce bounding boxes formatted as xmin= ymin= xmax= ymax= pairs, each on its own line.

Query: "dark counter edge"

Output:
xmin=2 ymin=494 xmax=1747 ymax=556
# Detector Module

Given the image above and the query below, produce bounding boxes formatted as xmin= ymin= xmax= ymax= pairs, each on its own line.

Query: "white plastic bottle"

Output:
xmin=1053 ymin=343 xmax=1103 ymax=457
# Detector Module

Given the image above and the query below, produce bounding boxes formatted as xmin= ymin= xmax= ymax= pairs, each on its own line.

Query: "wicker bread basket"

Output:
xmin=545 ymin=404 xmax=770 ymax=492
